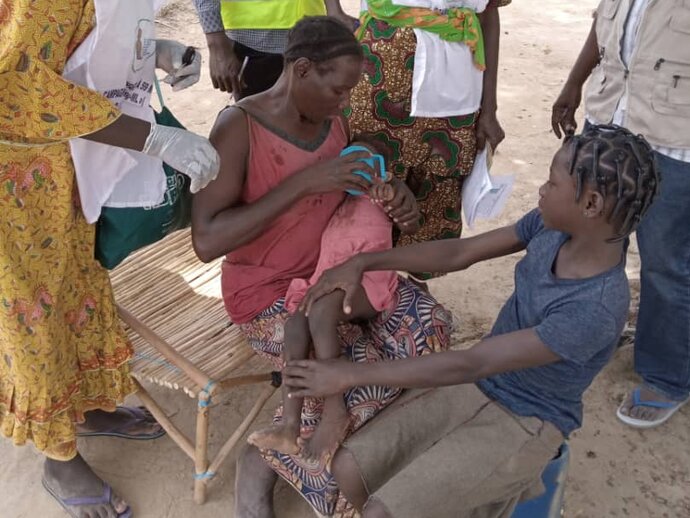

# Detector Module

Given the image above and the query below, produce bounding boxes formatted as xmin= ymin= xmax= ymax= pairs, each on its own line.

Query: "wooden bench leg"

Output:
xmin=194 ymin=392 xmax=211 ymax=504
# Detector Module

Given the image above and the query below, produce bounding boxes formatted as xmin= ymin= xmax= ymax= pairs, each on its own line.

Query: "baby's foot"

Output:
xmin=247 ymin=424 xmax=300 ymax=455
xmin=300 ymin=411 xmax=350 ymax=462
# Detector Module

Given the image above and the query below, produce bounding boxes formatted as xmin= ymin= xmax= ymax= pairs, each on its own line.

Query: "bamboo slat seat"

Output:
xmin=110 ymin=229 xmax=277 ymax=504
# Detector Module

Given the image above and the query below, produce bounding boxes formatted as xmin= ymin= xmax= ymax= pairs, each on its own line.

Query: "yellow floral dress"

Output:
xmin=0 ymin=0 xmax=135 ymax=460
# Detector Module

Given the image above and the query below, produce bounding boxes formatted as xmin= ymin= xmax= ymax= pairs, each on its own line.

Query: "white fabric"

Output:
xmin=63 ymin=0 xmax=168 ymax=224
xmin=410 ymin=29 xmax=483 ymax=117
xmin=591 ymin=0 xmax=690 ymax=162
xmin=360 ymin=0 xmax=487 ymax=118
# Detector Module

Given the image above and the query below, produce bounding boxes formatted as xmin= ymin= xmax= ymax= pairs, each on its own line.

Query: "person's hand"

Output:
xmin=377 ymin=178 xmax=420 ymax=234
xmin=142 ymin=123 xmax=220 ymax=193
xmin=551 ymin=82 xmax=582 ymax=139
xmin=284 ymin=358 xmax=354 ymax=398
xmin=299 ymin=259 xmax=364 ymax=315
xmin=155 ymin=40 xmax=201 ymax=92
xmin=205 ymin=32 xmax=242 ymax=94
xmin=369 ymin=182 xmax=394 ymax=204
xmin=297 ymin=152 xmax=376 ymax=195
xmin=476 ymin=110 xmax=505 ymax=151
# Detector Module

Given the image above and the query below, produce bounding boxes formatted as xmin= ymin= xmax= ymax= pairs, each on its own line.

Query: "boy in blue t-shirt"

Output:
xmin=280 ymin=125 xmax=660 ymax=518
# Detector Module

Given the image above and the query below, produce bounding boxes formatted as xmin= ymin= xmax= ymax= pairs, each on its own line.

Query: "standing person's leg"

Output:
xmin=395 ymin=114 xmax=478 ymax=281
xmin=301 ymin=288 xmax=377 ymax=460
xmin=231 ymin=41 xmax=284 ymax=100
xmin=618 ymin=153 xmax=690 ymax=427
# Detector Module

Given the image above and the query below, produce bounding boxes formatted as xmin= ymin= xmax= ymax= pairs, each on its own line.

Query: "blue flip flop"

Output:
xmin=77 ymin=406 xmax=166 ymax=440
xmin=43 ymin=478 xmax=132 ymax=518
xmin=616 ymin=386 xmax=689 ymax=429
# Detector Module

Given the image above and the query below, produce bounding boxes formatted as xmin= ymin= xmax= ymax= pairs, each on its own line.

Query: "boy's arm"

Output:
xmin=476 ymin=4 xmax=504 ymax=151
xmin=358 ymin=224 xmax=524 ymax=273
xmin=300 ymin=224 xmax=525 ymax=314
xmin=284 ymin=328 xmax=560 ymax=397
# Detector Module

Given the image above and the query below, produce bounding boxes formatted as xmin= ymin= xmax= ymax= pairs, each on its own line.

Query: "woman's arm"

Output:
xmin=82 ymin=114 xmax=150 ymax=151
xmin=284 ymin=328 xmax=560 ymax=397
xmin=476 ymin=4 xmax=505 ymax=151
xmin=191 ymin=109 xmax=375 ymax=262
xmin=191 ymin=108 xmax=308 ymax=261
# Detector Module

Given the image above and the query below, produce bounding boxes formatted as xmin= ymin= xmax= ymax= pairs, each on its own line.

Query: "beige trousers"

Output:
xmin=342 ymin=384 xmax=564 ymax=518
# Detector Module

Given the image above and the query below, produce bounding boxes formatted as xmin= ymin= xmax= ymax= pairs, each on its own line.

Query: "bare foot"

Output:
xmin=617 ymin=385 xmax=689 ymax=428
xmin=247 ymin=424 xmax=300 ymax=455
xmin=300 ymin=405 xmax=350 ymax=462
xmin=77 ymin=406 xmax=163 ymax=439
xmin=43 ymin=454 xmax=129 ymax=518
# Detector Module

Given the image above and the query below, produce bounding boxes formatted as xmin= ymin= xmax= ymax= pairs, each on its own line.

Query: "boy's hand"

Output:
xmin=300 ymin=259 xmax=364 ymax=316
xmin=284 ymin=359 xmax=354 ymax=398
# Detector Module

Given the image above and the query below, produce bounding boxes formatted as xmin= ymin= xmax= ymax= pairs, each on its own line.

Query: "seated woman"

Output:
xmin=281 ymin=125 xmax=660 ymax=517
xmin=191 ymin=17 xmax=451 ymax=517
xmin=247 ymin=141 xmax=405 ymax=460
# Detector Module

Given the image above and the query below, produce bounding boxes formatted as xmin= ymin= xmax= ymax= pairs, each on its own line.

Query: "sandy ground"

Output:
xmin=1 ymin=1 xmax=689 ymax=517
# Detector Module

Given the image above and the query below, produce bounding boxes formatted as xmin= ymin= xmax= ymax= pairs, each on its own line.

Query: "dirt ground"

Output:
xmin=1 ymin=1 xmax=688 ymax=517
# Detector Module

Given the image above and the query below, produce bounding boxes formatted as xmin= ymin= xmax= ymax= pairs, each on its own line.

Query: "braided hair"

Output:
xmin=284 ymin=16 xmax=363 ymax=66
xmin=566 ymin=124 xmax=659 ymax=242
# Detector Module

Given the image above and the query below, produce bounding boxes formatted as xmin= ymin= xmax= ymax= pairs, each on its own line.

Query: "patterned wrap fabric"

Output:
xmin=359 ymin=0 xmax=486 ymax=69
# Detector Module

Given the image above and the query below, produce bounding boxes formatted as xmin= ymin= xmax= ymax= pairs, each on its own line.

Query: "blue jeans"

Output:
xmin=634 ymin=152 xmax=690 ymax=401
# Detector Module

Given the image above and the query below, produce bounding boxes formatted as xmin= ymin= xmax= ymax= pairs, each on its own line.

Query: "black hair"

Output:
xmin=284 ymin=16 xmax=363 ymax=65
xmin=566 ymin=124 xmax=659 ymax=242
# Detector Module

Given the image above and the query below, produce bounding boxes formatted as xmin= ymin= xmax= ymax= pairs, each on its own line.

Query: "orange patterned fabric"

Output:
xmin=0 ymin=0 xmax=135 ymax=460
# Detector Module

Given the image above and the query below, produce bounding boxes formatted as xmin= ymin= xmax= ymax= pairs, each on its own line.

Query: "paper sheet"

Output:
xmin=462 ymin=149 xmax=515 ymax=229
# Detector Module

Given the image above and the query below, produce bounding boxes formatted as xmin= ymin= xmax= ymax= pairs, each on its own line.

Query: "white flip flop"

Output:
xmin=616 ymin=387 xmax=689 ymax=429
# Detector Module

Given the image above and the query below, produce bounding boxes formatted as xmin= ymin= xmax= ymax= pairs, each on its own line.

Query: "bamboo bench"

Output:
xmin=110 ymin=229 xmax=278 ymax=504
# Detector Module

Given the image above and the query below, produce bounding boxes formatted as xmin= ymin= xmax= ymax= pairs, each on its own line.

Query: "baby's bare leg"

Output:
xmin=247 ymin=313 xmax=310 ymax=454
xmin=301 ymin=288 xmax=376 ymax=460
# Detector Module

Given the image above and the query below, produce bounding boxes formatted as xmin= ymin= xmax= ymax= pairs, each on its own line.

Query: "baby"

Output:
xmin=247 ymin=140 xmax=400 ymax=460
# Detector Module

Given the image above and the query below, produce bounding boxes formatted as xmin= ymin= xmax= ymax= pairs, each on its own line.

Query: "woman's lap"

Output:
xmin=239 ymin=277 xmax=452 ymax=516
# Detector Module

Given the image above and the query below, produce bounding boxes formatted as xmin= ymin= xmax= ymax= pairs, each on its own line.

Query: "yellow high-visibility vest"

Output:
xmin=221 ymin=0 xmax=326 ymax=30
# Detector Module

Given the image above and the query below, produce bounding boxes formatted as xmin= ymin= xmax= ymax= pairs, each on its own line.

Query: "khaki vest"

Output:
xmin=586 ymin=0 xmax=690 ymax=148
xmin=221 ymin=0 xmax=326 ymax=30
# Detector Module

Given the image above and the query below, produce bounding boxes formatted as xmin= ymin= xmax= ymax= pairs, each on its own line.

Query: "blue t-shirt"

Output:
xmin=476 ymin=209 xmax=629 ymax=436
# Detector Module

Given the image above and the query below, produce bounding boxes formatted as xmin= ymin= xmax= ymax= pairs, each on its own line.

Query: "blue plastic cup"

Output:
xmin=339 ymin=145 xmax=387 ymax=196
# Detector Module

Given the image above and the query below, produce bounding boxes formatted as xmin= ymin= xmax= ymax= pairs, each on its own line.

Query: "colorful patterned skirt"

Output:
xmin=239 ymin=276 xmax=452 ymax=516
xmin=0 ymin=144 xmax=135 ymax=461
xmin=348 ymin=20 xmax=479 ymax=280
